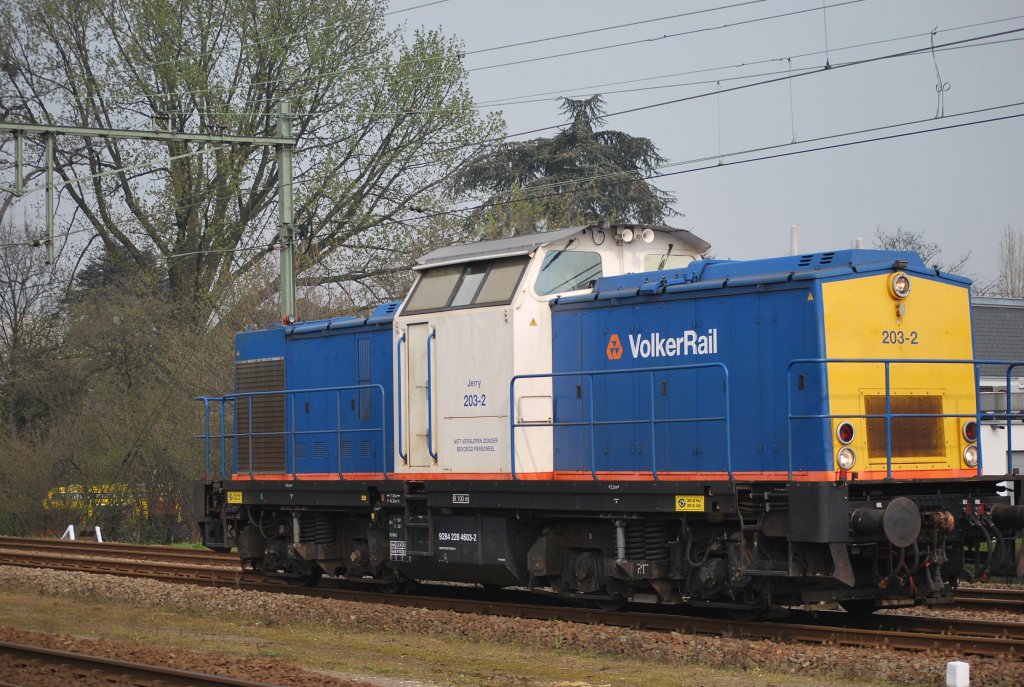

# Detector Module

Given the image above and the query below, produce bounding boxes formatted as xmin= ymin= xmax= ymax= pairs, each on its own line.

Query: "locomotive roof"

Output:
xmin=554 ymin=249 xmax=972 ymax=303
xmin=415 ymin=223 xmax=710 ymax=270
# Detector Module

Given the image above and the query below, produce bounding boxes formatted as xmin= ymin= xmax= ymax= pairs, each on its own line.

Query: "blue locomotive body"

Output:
xmin=549 ymin=257 xmax=827 ymax=477
xmin=228 ymin=302 xmax=398 ymax=479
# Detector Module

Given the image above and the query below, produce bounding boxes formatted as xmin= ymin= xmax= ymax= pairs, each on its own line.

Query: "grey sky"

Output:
xmin=393 ymin=0 xmax=1024 ymax=285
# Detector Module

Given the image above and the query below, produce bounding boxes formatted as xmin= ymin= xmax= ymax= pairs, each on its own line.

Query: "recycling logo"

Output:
xmin=606 ymin=334 xmax=623 ymax=360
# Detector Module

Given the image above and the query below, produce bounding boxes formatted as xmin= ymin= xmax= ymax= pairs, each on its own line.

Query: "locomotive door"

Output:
xmin=406 ymin=322 xmax=434 ymax=467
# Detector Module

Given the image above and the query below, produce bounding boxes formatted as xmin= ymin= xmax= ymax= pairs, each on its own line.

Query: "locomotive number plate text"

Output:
xmin=675 ymin=495 xmax=705 ymax=512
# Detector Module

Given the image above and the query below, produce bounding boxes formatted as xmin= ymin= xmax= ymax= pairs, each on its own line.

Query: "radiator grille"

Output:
xmin=236 ymin=358 xmax=286 ymax=474
xmin=865 ymin=394 xmax=945 ymax=459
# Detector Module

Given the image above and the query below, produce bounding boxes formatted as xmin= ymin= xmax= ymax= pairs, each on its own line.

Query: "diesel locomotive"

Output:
xmin=196 ymin=223 xmax=1024 ymax=613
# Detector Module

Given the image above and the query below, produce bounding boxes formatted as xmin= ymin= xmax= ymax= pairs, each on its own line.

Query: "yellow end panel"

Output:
xmin=821 ymin=273 xmax=975 ymax=472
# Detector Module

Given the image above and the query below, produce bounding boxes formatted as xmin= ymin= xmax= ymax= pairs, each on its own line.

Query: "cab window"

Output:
xmin=404 ymin=256 xmax=529 ymax=314
xmin=644 ymin=253 xmax=694 ymax=271
xmin=535 ymin=250 xmax=602 ymax=296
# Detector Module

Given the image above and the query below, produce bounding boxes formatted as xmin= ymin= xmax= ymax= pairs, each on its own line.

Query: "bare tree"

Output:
xmin=872 ymin=226 xmax=969 ymax=274
xmin=994 ymin=225 xmax=1024 ymax=298
xmin=0 ymin=221 xmax=67 ymax=430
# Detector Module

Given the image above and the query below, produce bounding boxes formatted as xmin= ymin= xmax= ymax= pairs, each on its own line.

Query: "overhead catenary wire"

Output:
xmin=162 ymin=32 xmax=1024 ymax=119
xmin=474 ymin=13 xmax=1024 ymax=108
xmin=469 ymin=0 xmax=864 ymax=73
xmin=419 ymin=102 xmax=1024 ymax=212
xmin=5 ymin=105 xmax=1022 ymax=271
xmin=30 ymin=11 xmax=1017 ymax=123
xmin=4 ymin=26 xmax=1020 ymax=247
xmin=46 ymin=0 xmax=774 ymax=106
xmin=410 ymin=110 xmax=1024 ymax=225
xmin=140 ymin=101 xmax=1024 ymax=261
xmin=501 ymin=27 xmax=1024 ymax=140
xmin=126 ymin=0 xmax=865 ymax=104
xmin=465 ymin=0 xmax=768 ymax=55
xmin=3 ymin=31 xmax=1021 ymax=254
xmin=6 ymin=80 xmax=1023 ymax=258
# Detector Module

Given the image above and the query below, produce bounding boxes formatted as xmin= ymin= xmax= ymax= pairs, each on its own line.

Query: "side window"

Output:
xmin=535 ymin=250 xmax=602 ymax=296
xmin=644 ymin=254 xmax=694 ymax=271
xmin=449 ymin=263 xmax=488 ymax=307
xmin=476 ymin=257 xmax=529 ymax=304
xmin=403 ymin=256 xmax=529 ymax=314
xmin=403 ymin=265 xmax=462 ymax=313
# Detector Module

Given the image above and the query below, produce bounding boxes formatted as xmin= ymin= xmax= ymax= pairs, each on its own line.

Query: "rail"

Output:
xmin=509 ymin=363 xmax=731 ymax=480
xmin=786 ymin=358 xmax=1023 ymax=479
xmin=197 ymin=383 xmax=388 ymax=480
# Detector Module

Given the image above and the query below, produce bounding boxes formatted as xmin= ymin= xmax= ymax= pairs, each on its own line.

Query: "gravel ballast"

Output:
xmin=1 ymin=565 xmax=1021 ymax=686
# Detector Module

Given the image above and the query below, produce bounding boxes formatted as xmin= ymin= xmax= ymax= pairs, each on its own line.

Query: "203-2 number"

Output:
xmin=882 ymin=330 xmax=918 ymax=345
xmin=463 ymin=394 xmax=487 ymax=407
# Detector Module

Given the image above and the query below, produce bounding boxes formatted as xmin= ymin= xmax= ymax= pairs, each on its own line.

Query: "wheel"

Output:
xmin=285 ymin=567 xmax=323 ymax=587
xmin=376 ymin=579 xmax=406 ymax=594
xmin=374 ymin=570 xmax=411 ymax=594
xmin=591 ymin=597 xmax=627 ymax=612
xmin=726 ymin=607 xmax=764 ymax=621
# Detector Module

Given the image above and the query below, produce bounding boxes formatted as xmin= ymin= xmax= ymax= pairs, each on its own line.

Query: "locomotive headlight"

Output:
xmin=837 ymin=447 xmax=857 ymax=470
xmin=836 ymin=421 xmax=855 ymax=445
xmin=963 ymin=445 xmax=979 ymax=468
xmin=889 ymin=272 xmax=912 ymax=299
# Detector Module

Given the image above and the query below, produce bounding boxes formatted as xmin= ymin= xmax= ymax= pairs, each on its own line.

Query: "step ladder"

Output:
xmin=404 ymin=488 xmax=434 ymax=556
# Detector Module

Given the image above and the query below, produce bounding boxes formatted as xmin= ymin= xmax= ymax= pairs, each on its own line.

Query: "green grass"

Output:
xmin=0 ymin=588 xmax=877 ymax=687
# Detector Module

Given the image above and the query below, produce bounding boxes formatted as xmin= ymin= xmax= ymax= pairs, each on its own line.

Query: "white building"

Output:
xmin=972 ymin=297 xmax=1024 ymax=478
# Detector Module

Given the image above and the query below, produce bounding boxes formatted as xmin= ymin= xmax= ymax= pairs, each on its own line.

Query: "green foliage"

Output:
xmin=0 ymin=0 xmax=502 ymax=316
xmin=457 ymin=95 xmax=676 ymax=236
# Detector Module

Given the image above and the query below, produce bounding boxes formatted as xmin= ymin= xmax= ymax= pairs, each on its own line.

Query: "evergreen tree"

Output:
xmin=458 ymin=96 xmax=675 ymax=236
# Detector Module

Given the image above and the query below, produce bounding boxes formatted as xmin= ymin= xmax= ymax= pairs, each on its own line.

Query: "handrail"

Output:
xmin=396 ymin=334 xmax=408 ymax=464
xmin=785 ymin=357 xmax=1024 ymax=479
xmin=1007 ymin=363 xmax=1024 ymax=474
xmin=426 ymin=328 xmax=438 ymax=463
xmin=201 ymin=399 xmax=211 ymax=479
xmin=195 ymin=383 xmax=388 ymax=480
xmin=290 ymin=394 xmax=298 ymax=481
xmin=509 ymin=363 xmax=731 ymax=481
xmin=247 ymin=395 xmax=254 ymax=478
xmin=220 ymin=398 xmax=227 ymax=479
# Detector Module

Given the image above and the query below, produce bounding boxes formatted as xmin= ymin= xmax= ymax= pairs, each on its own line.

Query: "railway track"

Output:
xmin=0 ymin=639 xmax=282 ymax=686
xmin=1 ymin=538 xmax=1022 ymax=657
xmin=954 ymin=586 xmax=1024 ymax=612
xmin=0 ymin=536 xmax=234 ymax=565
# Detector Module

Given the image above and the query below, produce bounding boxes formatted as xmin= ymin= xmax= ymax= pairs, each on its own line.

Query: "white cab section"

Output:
xmin=393 ymin=224 xmax=709 ymax=477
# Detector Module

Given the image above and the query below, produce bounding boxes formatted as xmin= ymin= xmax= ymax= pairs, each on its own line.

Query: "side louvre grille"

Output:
xmin=236 ymin=358 xmax=286 ymax=474
xmin=865 ymin=394 xmax=945 ymax=459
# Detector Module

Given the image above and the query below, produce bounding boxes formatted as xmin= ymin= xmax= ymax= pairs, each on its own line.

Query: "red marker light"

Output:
xmin=836 ymin=421 xmax=855 ymax=445
xmin=962 ymin=420 xmax=978 ymax=443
